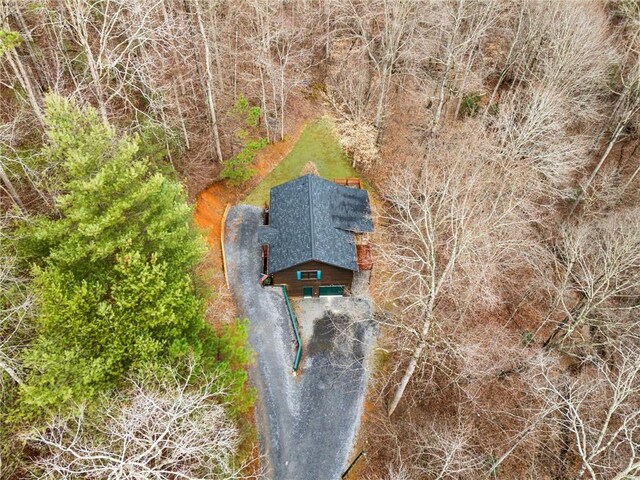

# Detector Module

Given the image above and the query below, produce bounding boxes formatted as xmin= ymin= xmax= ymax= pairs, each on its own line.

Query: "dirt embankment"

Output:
xmin=193 ymin=120 xmax=307 ymax=268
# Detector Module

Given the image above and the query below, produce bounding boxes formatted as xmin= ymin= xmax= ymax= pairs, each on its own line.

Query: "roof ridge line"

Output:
xmin=308 ymin=175 xmax=316 ymax=259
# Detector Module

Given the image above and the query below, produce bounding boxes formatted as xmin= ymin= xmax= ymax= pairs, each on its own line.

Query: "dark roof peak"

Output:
xmin=260 ymin=174 xmax=373 ymax=273
xmin=307 ymin=175 xmax=316 ymax=258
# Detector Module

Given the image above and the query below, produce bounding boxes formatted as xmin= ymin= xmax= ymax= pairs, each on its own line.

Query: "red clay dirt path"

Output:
xmin=193 ymin=122 xmax=307 ymax=269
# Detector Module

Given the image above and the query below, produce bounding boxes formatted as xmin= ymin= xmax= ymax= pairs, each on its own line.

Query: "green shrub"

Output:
xmin=221 ymin=138 xmax=267 ymax=185
xmin=232 ymin=94 xmax=250 ymax=114
xmin=460 ymin=92 xmax=483 ymax=118
xmin=231 ymin=94 xmax=262 ymax=127
xmin=246 ymin=107 xmax=261 ymax=127
xmin=0 ymin=30 xmax=22 ymax=57
xmin=223 ymin=94 xmax=266 ymax=185
xmin=521 ymin=330 xmax=534 ymax=347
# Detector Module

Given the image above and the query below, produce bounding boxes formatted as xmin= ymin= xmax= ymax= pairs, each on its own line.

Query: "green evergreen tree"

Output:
xmin=21 ymin=97 xmax=201 ymax=280
xmin=18 ymin=97 xmax=210 ymax=412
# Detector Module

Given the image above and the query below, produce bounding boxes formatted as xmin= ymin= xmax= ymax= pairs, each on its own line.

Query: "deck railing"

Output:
xmin=333 ymin=177 xmax=362 ymax=189
xmin=280 ymin=285 xmax=302 ymax=371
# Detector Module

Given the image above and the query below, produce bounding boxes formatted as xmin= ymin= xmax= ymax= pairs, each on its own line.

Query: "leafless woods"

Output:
xmin=2 ymin=0 xmax=640 ymax=479
xmin=367 ymin=1 xmax=640 ymax=479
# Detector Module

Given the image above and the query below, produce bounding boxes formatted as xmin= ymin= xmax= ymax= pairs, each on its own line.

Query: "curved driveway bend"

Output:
xmin=224 ymin=205 xmax=376 ymax=480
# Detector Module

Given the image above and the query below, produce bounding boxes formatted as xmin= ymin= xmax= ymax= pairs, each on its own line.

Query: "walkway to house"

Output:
xmin=224 ymin=205 xmax=377 ymax=480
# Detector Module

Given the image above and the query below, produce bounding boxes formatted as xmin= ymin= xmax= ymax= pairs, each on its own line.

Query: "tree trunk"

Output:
xmin=388 ymin=313 xmax=433 ymax=416
xmin=233 ymin=30 xmax=238 ymax=101
xmin=173 ymin=86 xmax=190 ymax=150
xmin=194 ymin=0 xmax=224 ymax=163
xmin=279 ymin=65 xmax=286 ymax=141
xmin=388 ymin=335 xmax=427 ymax=416
xmin=259 ymin=65 xmax=272 ymax=143
xmin=0 ymin=357 xmax=22 ymax=385
xmin=481 ymin=4 xmax=525 ymax=122
xmin=62 ymin=1 xmax=108 ymax=120
xmin=431 ymin=54 xmax=452 ymax=136
xmin=583 ymin=120 xmax=627 ymax=192
xmin=621 ymin=156 xmax=640 ymax=194
xmin=8 ymin=6 xmax=50 ymax=89
xmin=453 ymin=53 xmax=476 ymax=119
xmin=0 ymin=162 xmax=26 ymax=213
xmin=0 ymin=3 xmax=44 ymax=127
xmin=4 ymin=49 xmax=45 ymax=127
xmin=569 ymin=100 xmax=638 ymax=217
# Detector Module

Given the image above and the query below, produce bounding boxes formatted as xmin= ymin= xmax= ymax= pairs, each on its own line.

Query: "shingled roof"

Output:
xmin=258 ymin=174 xmax=373 ymax=273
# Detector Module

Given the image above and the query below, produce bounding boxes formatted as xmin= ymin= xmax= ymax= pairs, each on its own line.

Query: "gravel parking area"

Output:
xmin=224 ymin=205 xmax=377 ymax=479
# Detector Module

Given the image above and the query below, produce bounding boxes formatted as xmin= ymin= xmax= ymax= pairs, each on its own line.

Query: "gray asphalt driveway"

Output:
xmin=224 ymin=205 xmax=376 ymax=480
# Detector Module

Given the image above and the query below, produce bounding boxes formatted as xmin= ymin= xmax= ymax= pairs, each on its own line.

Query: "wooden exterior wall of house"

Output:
xmin=271 ymin=260 xmax=354 ymax=297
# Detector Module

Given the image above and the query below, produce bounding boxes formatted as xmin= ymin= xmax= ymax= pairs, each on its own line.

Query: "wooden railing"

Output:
xmin=333 ymin=177 xmax=362 ymax=189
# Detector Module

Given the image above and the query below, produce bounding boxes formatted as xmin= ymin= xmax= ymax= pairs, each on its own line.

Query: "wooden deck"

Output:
xmin=334 ymin=177 xmax=362 ymax=189
xmin=356 ymin=244 xmax=373 ymax=270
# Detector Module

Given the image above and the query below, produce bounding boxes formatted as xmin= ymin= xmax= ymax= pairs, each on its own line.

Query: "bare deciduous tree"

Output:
xmin=580 ymin=4 xmax=640 ymax=199
xmin=538 ymin=346 xmax=640 ymax=480
xmin=429 ymin=0 xmax=501 ymax=134
xmin=380 ymin=123 xmax=536 ymax=416
xmin=0 ymin=154 xmax=25 ymax=213
xmin=412 ymin=418 xmax=483 ymax=479
xmin=329 ymin=0 xmax=419 ymax=141
xmin=544 ymin=208 xmax=640 ymax=348
xmin=25 ymin=362 xmax=248 ymax=479
xmin=0 ymin=2 xmax=45 ymax=127
xmin=240 ymin=0 xmax=312 ymax=142
xmin=485 ymin=0 xmax=612 ymax=198
xmin=193 ymin=0 xmax=224 ymax=162
xmin=492 ymin=86 xmax=591 ymax=196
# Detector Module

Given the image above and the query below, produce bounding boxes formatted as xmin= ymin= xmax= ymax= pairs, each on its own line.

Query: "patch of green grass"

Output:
xmin=243 ymin=118 xmax=362 ymax=205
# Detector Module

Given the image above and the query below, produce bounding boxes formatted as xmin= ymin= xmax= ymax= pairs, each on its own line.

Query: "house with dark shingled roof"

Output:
xmin=257 ymin=174 xmax=374 ymax=297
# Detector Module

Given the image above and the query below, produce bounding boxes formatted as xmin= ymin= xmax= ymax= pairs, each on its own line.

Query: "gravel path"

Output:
xmin=224 ymin=205 xmax=377 ymax=480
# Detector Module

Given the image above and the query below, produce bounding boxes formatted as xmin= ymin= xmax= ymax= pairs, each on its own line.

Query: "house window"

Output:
xmin=296 ymin=270 xmax=321 ymax=280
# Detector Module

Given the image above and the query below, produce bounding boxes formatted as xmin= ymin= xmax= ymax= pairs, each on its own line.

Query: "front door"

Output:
xmin=302 ymin=286 xmax=313 ymax=298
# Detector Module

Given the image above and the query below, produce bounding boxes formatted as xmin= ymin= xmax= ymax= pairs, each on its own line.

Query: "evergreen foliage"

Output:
xmin=221 ymin=95 xmax=266 ymax=185
xmin=460 ymin=92 xmax=483 ymax=117
xmin=230 ymin=94 xmax=261 ymax=127
xmin=20 ymin=252 xmax=203 ymax=409
xmin=221 ymin=138 xmax=267 ymax=185
xmin=16 ymin=97 xmax=250 ymax=414
xmin=0 ymin=30 xmax=22 ymax=57
xmin=20 ymin=97 xmax=201 ymax=279
xmin=200 ymin=320 xmax=254 ymax=417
